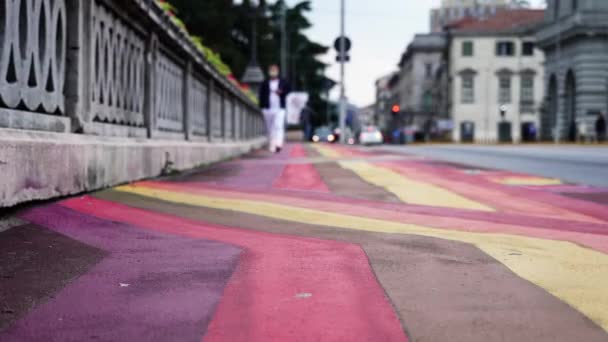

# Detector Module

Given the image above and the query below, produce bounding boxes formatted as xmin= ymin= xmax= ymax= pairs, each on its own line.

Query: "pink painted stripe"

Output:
xmin=60 ymin=197 xmax=408 ymax=342
xmin=379 ymin=161 xmax=607 ymax=224
xmin=273 ymin=144 xmax=330 ymax=193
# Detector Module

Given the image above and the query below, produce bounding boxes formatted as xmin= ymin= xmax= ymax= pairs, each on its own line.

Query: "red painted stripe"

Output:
xmin=289 ymin=143 xmax=309 ymax=158
xmin=273 ymin=144 xmax=330 ymax=193
xmin=60 ymin=196 xmax=408 ymax=342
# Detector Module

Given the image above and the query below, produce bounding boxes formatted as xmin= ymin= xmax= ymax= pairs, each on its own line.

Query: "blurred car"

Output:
xmin=333 ymin=127 xmax=356 ymax=145
xmin=359 ymin=126 xmax=383 ymax=145
xmin=312 ymin=127 xmax=336 ymax=143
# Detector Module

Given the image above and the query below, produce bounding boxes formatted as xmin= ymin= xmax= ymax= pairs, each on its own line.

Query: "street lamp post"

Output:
xmin=241 ymin=0 xmax=265 ymax=95
xmin=280 ymin=2 xmax=288 ymax=79
xmin=338 ymin=0 xmax=347 ymax=144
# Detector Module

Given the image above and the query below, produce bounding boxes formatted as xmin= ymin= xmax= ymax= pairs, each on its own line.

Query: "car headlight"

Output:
xmin=327 ymin=134 xmax=336 ymax=142
xmin=312 ymin=135 xmax=320 ymax=142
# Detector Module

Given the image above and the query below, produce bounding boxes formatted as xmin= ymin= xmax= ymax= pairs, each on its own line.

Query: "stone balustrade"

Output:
xmin=0 ymin=0 xmax=267 ymax=208
xmin=0 ymin=0 xmax=265 ymax=139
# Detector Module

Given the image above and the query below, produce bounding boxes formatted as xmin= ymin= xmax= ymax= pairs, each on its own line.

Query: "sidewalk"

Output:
xmin=1 ymin=143 xmax=608 ymax=342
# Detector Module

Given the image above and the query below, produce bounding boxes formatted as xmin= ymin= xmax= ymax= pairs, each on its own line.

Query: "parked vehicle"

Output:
xmin=359 ymin=126 xmax=384 ymax=145
xmin=312 ymin=127 xmax=336 ymax=143
xmin=333 ymin=127 xmax=356 ymax=145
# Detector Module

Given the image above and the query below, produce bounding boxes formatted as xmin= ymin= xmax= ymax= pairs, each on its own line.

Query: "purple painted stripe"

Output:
xmin=1 ymin=205 xmax=241 ymax=342
xmin=527 ymin=185 xmax=608 ymax=194
xmin=174 ymin=146 xmax=292 ymax=190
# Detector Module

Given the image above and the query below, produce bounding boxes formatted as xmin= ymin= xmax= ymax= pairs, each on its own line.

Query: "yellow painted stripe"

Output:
xmin=496 ymin=177 xmax=563 ymax=186
xmin=313 ymin=145 xmax=494 ymax=212
xmin=115 ymin=184 xmax=608 ymax=332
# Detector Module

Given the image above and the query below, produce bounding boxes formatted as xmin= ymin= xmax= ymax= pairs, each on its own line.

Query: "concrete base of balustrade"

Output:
xmin=0 ymin=128 xmax=267 ymax=208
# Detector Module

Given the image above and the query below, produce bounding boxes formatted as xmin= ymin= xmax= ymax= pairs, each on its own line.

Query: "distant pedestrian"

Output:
xmin=259 ymin=64 xmax=291 ymax=153
xmin=596 ymin=113 xmax=607 ymax=142
xmin=300 ymin=105 xmax=314 ymax=142
xmin=568 ymin=120 xmax=577 ymax=142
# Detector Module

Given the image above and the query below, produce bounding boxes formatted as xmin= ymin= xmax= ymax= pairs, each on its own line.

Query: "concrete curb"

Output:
xmin=0 ymin=128 xmax=266 ymax=208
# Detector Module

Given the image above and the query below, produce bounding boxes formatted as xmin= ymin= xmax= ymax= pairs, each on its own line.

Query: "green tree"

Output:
xmin=168 ymin=0 xmax=329 ymax=119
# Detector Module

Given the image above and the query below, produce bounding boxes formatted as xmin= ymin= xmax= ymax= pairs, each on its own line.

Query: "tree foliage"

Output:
xmin=169 ymin=0 xmax=329 ymax=118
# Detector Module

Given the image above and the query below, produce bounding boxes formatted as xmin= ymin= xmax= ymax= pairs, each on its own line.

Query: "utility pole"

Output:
xmin=241 ymin=0 xmax=264 ymax=95
xmin=339 ymin=0 xmax=347 ymax=144
xmin=555 ymin=8 xmax=562 ymax=143
xmin=280 ymin=1 xmax=288 ymax=79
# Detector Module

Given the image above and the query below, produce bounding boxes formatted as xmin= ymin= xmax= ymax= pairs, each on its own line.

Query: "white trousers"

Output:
xmin=263 ymin=108 xmax=286 ymax=151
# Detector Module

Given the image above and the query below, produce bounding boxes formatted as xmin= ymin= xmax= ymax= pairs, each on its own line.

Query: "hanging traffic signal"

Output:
xmin=391 ymin=104 xmax=401 ymax=114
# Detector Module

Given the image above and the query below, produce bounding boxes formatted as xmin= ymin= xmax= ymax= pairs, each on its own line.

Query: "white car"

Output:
xmin=359 ymin=126 xmax=383 ymax=145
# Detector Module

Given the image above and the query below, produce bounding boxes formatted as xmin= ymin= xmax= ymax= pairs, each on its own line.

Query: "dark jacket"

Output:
xmin=258 ymin=79 xmax=291 ymax=110
xmin=597 ymin=116 xmax=607 ymax=134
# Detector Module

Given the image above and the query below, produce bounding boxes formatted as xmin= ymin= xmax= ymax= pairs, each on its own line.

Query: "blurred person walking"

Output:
xmin=300 ymin=105 xmax=314 ymax=142
xmin=259 ymin=65 xmax=291 ymax=153
xmin=596 ymin=112 xmax=606 ymax=142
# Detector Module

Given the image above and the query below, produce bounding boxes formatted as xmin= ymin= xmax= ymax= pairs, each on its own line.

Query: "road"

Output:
xmin=378 ymin=144 xmax=608 ymax=187
xmin=1 ymin=143 xmax=608 ymax=341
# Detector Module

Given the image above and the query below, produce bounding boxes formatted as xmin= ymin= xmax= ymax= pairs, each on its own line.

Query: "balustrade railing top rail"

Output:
xmin=0 ymin=0 xmax=265 ymax=140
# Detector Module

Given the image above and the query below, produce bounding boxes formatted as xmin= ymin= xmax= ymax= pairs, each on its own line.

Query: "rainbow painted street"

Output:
xmin=2 ymin=144 xmax=608 ymax=342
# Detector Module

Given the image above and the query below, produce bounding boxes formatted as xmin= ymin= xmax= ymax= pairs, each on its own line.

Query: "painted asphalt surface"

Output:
xmin=379 ymin=145 xmax=608 ymax=187
xmin=1 ymin=144 xmax=608 ymax=341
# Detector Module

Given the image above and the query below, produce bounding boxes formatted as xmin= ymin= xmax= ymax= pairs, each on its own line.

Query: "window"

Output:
xmin=520 ymin=74 xmax=535 ymax=113
xmin=498 ymin=76 xmax=512 ymax=104
xmin=425 ymin=63 xmax=433 ymax=79
xmin=555 ymin=0 xmax=560 ymax=19
xmin=496 ymin=41 xmax=515 ymax=56
xmin=462 ymin=41 xmax=474 ymax=57
xmin=522 ymin=42 xmax=535 ymax=56
xmin=423 ymin=91 xmax=433 ymax=111
xmin=572 ymin=0 xmax=578 ymax=11
xmin=461 ymin=74 xmax=475 ymax=104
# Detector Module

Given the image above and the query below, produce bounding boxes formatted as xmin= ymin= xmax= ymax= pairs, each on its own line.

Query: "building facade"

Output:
xmin=448 ymin=9 xmax=546 ymax=142
xmin=397 ymin=33 xmax=448 ymax=138
xmin=430 ymin=0 xmax=520 ymax=32
xmin=536 ymin=0 xmax=608 ymax=141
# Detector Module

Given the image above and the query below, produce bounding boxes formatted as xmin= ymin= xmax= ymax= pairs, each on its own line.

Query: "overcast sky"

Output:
xmin=285 ymin=0 xmax=545 ymax=107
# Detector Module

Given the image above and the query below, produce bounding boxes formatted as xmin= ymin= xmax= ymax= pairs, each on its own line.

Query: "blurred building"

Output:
xmin=446 ymin=9 xmax=546 ymax=143
xmin=536 ymin=0 xmax=608 ymax=142
xmin=358 ymin=104 xmax=376 ymax=127
xmin=430 ymin=0 xmax=523 ymax=33
xmin=397 ymin=33 xmax=448 ymax=140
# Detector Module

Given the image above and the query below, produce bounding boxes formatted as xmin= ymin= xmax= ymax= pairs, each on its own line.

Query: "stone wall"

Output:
xmin=537 ymin=3 xmax=608 ymax=140
xmin=0 ymin=0 xmax=266 ymax=208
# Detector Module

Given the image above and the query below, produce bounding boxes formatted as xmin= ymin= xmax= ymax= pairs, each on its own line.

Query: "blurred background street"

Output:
xmin=379 ymin=145 xmax=608 ymax=187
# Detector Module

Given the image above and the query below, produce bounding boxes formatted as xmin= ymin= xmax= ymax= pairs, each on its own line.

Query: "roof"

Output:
xmin=375 ymin=71 xmax=398 ymax=88
xmin=448 ymin=9 xmax=545 ymax=35
xmin=398 ymin=33 xmax=447 ymax=67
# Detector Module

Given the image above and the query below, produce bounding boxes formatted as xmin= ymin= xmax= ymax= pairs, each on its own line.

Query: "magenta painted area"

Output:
xmin=2 ymin=205 xmax=242 ymax=342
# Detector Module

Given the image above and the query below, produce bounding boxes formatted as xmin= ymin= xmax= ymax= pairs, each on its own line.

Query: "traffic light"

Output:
xmin=391 ymin=104 xmax=401 ymax=114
